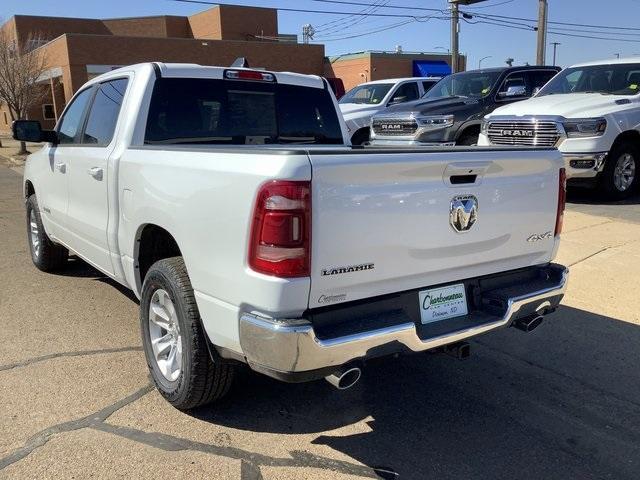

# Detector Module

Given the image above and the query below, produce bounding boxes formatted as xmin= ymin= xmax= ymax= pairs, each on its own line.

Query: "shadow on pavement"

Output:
xmin=567 ymin=186 xmax=640 ymax=206
xmin=193 ymin=306 xmax=640 ymax=480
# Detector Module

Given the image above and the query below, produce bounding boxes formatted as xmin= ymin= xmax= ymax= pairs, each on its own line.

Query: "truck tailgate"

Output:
xmin=307 ymin=148 xmax=563 ymax=308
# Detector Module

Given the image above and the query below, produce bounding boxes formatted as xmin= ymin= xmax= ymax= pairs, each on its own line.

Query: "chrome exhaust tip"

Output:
xmin=513 ymin=315 xmax=544 ymax=332
xmin=325 ymin=366 xmax=362 ymax=390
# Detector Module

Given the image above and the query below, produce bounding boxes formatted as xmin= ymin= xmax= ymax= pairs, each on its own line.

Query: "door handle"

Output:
xmin=87 ymin=167 xmax=103 ymax=181
xmin=54 ymin=162 xmax=66 ymax=173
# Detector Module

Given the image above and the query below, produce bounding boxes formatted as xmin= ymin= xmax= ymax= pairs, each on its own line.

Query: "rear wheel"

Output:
xmin=26 ymin=194 xmax=68 ymax=272
xmin=140 ymin=257 xmax=235 ymax=410
xmin=600 ymin=141 xmax=638 ymax=200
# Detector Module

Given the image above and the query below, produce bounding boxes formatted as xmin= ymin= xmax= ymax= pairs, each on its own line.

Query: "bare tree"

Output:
xmin=0 ymin=31 xmax=48 ymax=155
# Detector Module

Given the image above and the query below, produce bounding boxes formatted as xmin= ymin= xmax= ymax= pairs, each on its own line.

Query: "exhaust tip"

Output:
xmin=325 ymin=366 xmax=362 ymax=390
xmin=444 ymin=341 xmax=471 ymax=360
xmin=513 ymin=315 xmax=544 ymax=332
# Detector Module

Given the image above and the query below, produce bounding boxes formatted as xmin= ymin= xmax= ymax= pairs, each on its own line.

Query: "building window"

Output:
xmin=42 ymin=104 xmax=56 ymax=120
xmin=3 ymin=112 xmax=7 ymax=125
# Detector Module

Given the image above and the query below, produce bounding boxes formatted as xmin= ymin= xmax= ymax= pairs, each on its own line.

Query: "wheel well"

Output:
xmin=25 ymin=181 xmax=35 ymax=199
xmin=457 ymin=124 xmax=481 ymax=141
xmin=610 ymin=130 xmax=640 ymax=151
xmin=137 ymin=224 xmax=182 ymax=285
xmin=351 ymin=127 xmax=370 ymax=144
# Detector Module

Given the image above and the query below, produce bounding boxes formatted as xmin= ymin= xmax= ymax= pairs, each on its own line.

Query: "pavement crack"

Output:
xmin=0 ymin=381 xmax=376 ymax=478
xmin=91 ymin=422 xmax=377 ymax=478
xmin=0 ymin=384 xmax=153 ymax=470
xmin=0 ymin=346 xmax=143 ymax=372
xmin=568 ymin=238 xmax=638 ymax=267
xmin=563 ymin=219 xmax=614 ymax=234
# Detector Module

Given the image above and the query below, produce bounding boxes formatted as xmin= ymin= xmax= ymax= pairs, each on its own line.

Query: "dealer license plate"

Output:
xmin=418 ymin=283 xmax=468 ymax=324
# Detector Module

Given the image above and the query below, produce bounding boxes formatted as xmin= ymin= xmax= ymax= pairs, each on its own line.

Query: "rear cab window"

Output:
xmin=144 ymin=77 xmax=343 ymax=145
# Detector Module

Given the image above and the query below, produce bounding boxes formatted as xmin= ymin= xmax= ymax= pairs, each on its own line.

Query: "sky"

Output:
xmin=2 ymin=0 xmax=640 ymax=70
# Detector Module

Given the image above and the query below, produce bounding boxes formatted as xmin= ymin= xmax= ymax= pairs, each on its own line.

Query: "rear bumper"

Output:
xmin=239 ymin=264 xmax=569 ymax=381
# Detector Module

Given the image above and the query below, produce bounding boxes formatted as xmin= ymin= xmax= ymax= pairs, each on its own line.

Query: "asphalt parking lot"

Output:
xmin=1 ymin=158 xmax=639 ymax=480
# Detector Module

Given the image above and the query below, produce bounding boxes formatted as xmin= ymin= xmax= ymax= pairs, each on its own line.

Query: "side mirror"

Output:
xmin=12 ymin=120 xmax=58 ymax=144
xmin=499 ymin=85 xmax=527 ymax=98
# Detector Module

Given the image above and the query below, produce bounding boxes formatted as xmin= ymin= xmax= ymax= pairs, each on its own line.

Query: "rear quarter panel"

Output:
xmin=117 ymin=147 xmax=311 ymax=351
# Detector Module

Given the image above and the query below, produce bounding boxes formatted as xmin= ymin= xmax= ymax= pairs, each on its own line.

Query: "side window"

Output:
xmin=390 ymin=82 xmax=419 ymax=104
xmin=422 ymin=80 xmax=436 ymax=94
xmin=57 ymin=88 xmax=94 ymax=144
xmin=497 ymin=73 xmax=528 ymax=100
xmin=530 ymin=70 xmax=558 ymax=94
xmin=82 ymin=78 xmax=128 ymax=146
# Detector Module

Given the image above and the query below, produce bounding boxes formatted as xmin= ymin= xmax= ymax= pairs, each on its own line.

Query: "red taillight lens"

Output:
xmin=249 ymin=180 xmax=310 ymax=277
xmin=555 ymin=168 xmax=566 ymax=236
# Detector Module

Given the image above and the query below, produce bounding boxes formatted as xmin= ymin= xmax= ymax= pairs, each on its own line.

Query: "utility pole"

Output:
xmin=449 ymin=1 xmax=488 ymax=73
xmin=550 ymin=41 xmax=561 ymax=66
xmin=536 ymin=0 xmax=548 ymax=65
xmin=450 ymin=1 xmax=460 ymax=73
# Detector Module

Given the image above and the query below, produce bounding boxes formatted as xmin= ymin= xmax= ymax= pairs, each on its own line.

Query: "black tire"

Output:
xmin=600 ymin=140 xmax=639 ymax=200
xmin=456 ymin=131 xmax=479 ymax=146
xmin=26 ymin=194 xmax=68 ymax=272
xmin=351 ymin=128 xmax=371 ymax=146
xmin=140 ymin=257 xmax=234 ymax=410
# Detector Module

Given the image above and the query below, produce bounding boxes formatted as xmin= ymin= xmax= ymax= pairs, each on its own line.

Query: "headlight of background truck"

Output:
xmin=563 ymin=118 xmax=607 ymax=138
xmin=416 ymin=115 xmax=454 ymax=130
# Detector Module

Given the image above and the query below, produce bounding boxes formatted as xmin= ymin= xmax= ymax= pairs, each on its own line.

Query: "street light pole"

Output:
xmin=550 ymin=42 xmax=561 ymax=66
xmin=478 ymin=56 xmax=492 ymax=69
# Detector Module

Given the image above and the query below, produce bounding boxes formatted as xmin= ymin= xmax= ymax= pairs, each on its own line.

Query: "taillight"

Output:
xmin=555 ymin=168 xmax=566 ymax=236
xmin=249 ymin=180 xmax=310 ymax=277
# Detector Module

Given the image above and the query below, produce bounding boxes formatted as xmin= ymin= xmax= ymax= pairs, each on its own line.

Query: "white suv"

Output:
xmin=479 ymin=57 xmax=640 ymax=199
xmin=339 ymin=77 xmax=441 ymax=145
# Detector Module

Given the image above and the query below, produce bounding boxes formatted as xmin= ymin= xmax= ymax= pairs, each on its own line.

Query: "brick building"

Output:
xmin=325 ymin=50 xmax=467 ymax=92
xmin=0 ymin=5 xmax=324 ymax=134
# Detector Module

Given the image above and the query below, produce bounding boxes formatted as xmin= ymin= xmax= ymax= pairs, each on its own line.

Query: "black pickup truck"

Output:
xmin=370 ymin=65 xmax=560 ymax=146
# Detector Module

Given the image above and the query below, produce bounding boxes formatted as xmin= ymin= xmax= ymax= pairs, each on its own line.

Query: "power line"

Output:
xmin=171 ymin=0 xmax=436 ymax=18
xmin=315 ymin=0 xmax=391 ymax=35
xmin=464 ymin=10 xmax=640 ymax=32
xmin=314 ymin=0 xmax=387 ymax=33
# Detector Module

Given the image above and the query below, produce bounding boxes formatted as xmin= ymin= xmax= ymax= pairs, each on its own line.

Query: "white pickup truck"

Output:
xmin=14 ymin=63 xmax=568 ymax=410
xmin=479 ymin=58 xmax=640 ymax=199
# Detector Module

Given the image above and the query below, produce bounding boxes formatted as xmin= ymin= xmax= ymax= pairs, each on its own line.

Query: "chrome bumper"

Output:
xmin=239 ymin=266 xmax=569 ymax=377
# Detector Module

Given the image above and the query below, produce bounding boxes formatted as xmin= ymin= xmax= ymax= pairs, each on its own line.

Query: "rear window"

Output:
xmin=144 ymin=78 xmax=343 ymax=145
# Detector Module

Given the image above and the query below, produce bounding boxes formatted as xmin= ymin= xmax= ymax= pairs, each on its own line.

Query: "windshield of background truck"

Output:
xmin=537 ymin=63 xmax=640 ymax=96
xmin=423 ymin=71 xmax=502 ymax=99
xmin=339 ymin=83 xmax=394 ymax=105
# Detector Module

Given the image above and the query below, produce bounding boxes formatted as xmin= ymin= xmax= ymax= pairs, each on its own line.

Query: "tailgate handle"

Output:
xmin=450 ymin=174 xmax=477 ymax=184
xmin=444 ymin=161 xmax=492 ymax=186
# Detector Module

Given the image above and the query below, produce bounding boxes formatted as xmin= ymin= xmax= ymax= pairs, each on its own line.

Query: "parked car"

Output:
xmin=479 ymin=58 xmax=640 ymax=199
xmin=15 ymin=62 xmax=568 ymax=410
xmin=339 ymin=77 xmax=441 ymax=145
xmin=370 ymin=66 xmax=560 ymax=146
